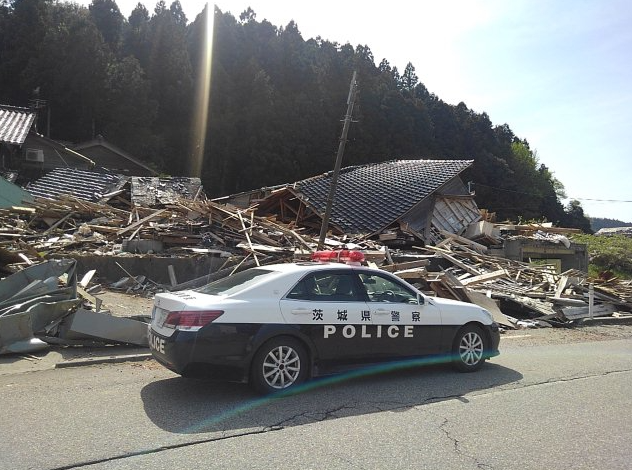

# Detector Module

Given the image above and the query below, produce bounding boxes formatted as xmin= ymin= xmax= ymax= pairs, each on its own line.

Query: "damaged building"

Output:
xmin=1 ymin=151 xmax=630 ymax=356
xmin=229 ymin=159 xmax=481 ymax=246
xmin=0 ymin=103 xmax=156 ymax=179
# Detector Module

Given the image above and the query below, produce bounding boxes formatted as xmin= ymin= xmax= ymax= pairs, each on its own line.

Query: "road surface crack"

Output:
xmin=439 ymin=418 xmax=494 ymax=469
xmin=45 ymin=427 xmax=284 ymax=470
xmin=502 ymin=368 xmax=632 ymax=392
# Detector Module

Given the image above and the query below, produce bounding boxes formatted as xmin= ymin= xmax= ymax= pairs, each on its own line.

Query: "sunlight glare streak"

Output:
xmin=190 ymin=3 xmax=214 ymax=176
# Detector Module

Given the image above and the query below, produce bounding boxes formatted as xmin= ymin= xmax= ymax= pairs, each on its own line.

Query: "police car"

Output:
xmin=149 ymin=250 xmax=500 ymax=394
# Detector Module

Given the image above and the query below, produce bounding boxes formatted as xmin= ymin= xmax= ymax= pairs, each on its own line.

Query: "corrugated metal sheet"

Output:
xmin=0 ymin=106 xmax=36 ymax=145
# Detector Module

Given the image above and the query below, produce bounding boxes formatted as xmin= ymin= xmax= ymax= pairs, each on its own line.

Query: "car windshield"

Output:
xmin=195 ymin=268 xmax=275 ymax=296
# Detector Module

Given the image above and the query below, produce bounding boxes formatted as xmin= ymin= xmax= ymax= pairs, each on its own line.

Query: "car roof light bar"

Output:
xmin=311 ymin=250 xmax=365 ymax=265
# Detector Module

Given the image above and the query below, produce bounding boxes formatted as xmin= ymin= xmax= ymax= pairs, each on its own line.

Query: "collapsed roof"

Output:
xmin=252 ymin=159 xmax=480 ymax=241
xmin=25 ymin=168 xmax=128 ymax=203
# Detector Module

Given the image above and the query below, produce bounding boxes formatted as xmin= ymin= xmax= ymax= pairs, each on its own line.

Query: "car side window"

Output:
xmin=286 ymin=272 xmax=363 ymax=302
xmin=359 ymin=273 xmax=418 ymax=304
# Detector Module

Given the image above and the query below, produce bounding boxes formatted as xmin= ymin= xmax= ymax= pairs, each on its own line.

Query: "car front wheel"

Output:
xmin=251 ymin=336 xmax=309 ymax=394
xmin=452 ymin=325 xmax=486 ymax=372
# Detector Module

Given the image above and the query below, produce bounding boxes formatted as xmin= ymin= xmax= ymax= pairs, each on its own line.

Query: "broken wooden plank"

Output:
xmin=116 ymin=208 xmax=167 ymax=236
xmin=380 ymin=259 xmax=430 ymax=273
xmin=237 ymin=210 xmax=260 ymax=267
xmin=561 ymin=303 xmax=617 ymax=320
xmin=438 ymin=229 xmax=488 ymax=254
xmin=434 ymin=250 xmax=481 ymax=275
xmin=393 ymin=268 xmax=428 ymax=279
xmin=461 ymin=269 xmax=508 ymax=286
xmin=463 ymin=289 xmax=517 ymax=329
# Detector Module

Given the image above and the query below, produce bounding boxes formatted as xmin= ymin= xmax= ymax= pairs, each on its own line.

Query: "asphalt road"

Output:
xmin=1 ymin=337 xmax=631 ymax=470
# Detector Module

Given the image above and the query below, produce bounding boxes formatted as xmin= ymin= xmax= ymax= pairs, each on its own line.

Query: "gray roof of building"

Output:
xmin=25 ymin=168 xmax=128 ymax=203
xmin=296 ymin=159 xmax=474 ymax=234
xmin=0 ymin=106 xmax=36 ymax=145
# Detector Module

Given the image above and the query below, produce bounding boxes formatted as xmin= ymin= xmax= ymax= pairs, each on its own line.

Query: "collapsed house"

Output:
xmin=231 ymin=159 xmax=481 ymax=246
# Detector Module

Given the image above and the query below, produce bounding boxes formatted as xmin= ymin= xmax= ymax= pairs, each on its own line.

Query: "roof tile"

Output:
xmin=26 ymin=168 xmax=128 ymax=203
xmin=297 ymin=159 xmax=473 ymax=234
xmin=0 ymin=106 xmax=36 ymax=145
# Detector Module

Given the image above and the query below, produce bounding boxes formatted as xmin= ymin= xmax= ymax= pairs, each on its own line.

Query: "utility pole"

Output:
xmin=29 ymin=98 xmax=47 ymax=134
xmin=318 ymin=71 xmax=358 ymax=249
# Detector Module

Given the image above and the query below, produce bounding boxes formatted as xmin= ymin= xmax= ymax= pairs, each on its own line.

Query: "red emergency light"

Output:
xmin=311 ymin=250 xmax=365 ymax=264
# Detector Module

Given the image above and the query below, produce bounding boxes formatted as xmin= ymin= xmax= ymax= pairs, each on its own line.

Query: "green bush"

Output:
xmin=571 ymin=234 xmax=632 ymax=279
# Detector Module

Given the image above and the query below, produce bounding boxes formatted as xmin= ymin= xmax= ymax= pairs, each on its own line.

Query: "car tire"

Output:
xmin=452 ymin=324 xmax=487 ymax=372
xmin=250 ymin=336 xmax=309 ymax=394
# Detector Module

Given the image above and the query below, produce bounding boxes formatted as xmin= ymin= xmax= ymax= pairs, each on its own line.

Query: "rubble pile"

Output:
xmin=0 ymin=195 xmax=377 ymax=264
xmin=0 ymin=259 xmax=148 ymax=355
xmin=413 ymin=234 xmax=632 ymax=328
xmin=1 ymin=190 xmax=631 ymax=356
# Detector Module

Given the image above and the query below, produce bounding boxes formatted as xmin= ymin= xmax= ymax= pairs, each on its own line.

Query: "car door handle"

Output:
xmin=291 ymin=309 xmax=312 ymax=315
xmin=373 ymin=309 xmax=390 ymax=315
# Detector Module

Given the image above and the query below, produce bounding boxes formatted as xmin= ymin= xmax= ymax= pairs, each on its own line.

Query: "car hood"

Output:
xmin=428 ymin=296 xmax=493 ymax=324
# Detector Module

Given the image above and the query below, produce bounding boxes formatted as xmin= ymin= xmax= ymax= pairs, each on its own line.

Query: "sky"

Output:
xmin=77 ymin=0 xmax=632 ymax=222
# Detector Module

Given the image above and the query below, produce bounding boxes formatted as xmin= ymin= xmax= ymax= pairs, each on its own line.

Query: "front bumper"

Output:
xmin=487 ymin=322 xmax=501 ymax=357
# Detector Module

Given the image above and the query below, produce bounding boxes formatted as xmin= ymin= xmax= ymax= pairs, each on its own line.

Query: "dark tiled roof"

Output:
xmin=0 ymin=106 xmax=36 ymax=145
xmin=296 ymin=159 xmax=473 ymax=234
xmin=26 ymin=168 xmax=128 ymax=203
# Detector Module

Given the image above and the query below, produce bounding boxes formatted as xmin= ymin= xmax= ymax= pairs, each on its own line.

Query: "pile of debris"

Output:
xmin=0 ymin=259 xmax=148 ymax=355
xmin=1 ymin=178 xmax=632 ymax=356
xmin=0 ymin=194 xmax=342 ymax=261
xmin=408 ymin=234 xmax=632 ymax=328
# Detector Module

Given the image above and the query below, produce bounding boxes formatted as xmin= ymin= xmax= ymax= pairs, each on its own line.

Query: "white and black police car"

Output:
xmin=149 ymin=250 xmax=500 ymax=394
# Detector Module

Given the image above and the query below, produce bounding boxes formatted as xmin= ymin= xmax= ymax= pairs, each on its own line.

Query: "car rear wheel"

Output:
xmin=251 ymin=337 xmax=308 ymax=394
xmin=452 ymin=325 xmax=486 ymax=372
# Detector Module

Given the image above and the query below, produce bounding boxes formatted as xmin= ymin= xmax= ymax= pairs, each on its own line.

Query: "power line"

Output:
xmin=565 ymin=197 xmax=632 ymax=203
xmin=472 ymin=183 xmax=632 ymax=203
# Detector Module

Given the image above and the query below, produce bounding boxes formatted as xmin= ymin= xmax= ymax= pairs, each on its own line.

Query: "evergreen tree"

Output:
xmin=563 ymin=200 xmax=593 ymax=233
xmin=0 ymin=4 xmax=587 ymax=227
xmin=88 ymin=0 xmax=124 ymax=51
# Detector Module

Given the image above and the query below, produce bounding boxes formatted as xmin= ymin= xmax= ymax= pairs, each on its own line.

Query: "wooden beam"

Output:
xmin=116 ymin=208 xmax=167 ymax=236
xmin=438 ymin=229 xmax=488 ymax=254
xmin=461 ymin=269 xmax=508 ymax=286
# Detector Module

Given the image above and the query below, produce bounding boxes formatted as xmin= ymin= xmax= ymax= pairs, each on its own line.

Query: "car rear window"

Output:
xmin=195 ymin=268 xmax=275 ymax=296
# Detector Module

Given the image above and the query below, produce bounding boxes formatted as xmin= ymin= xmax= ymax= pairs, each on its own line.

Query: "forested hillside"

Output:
xmin=591 ymin=218 xmax=632 ymax=232
xmin=0 ymin=0 xmax=591 ymax=230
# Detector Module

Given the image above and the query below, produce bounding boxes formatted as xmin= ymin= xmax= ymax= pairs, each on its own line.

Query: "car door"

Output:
xmin=357 ymin=270 xmax=442 ymax=359
xmin=279 ymin=270 xmax=375 ymax=366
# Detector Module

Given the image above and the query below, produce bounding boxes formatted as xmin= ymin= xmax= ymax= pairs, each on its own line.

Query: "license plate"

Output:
xmin=152 ymin=307 xmax=169 ymax=327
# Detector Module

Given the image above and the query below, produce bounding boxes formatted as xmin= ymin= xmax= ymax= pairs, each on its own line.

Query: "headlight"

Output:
xmin=481 ymin=309 xmax=493 ymax=322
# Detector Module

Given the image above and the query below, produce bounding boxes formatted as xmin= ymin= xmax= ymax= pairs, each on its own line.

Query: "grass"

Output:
xmin=571 ymin=234 xmax=632 ymax=280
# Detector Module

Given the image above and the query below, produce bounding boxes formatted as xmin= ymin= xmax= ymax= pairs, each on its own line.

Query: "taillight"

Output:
xmin=163 ymin=310 xmax=224 ymax=330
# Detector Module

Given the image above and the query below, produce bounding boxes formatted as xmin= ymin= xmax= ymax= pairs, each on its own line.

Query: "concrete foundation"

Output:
xmin=489 ymin=240 xmax=588 ymax=273
xmin=48 ymin=253 xmax=228 ymax=286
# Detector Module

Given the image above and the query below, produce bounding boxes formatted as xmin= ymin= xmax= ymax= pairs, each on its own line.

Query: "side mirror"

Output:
xmin=417 ymin=294 xmax=425 ymax=305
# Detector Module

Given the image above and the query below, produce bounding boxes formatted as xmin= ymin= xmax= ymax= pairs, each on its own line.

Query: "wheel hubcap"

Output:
xmin=262 ymin=345 xmax=301 ymax=389
xmin=459 ymin=332 xmax=484 ymax=366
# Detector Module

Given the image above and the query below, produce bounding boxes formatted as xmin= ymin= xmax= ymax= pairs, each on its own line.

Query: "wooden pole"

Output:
xmin=318 ymin=71 xmax=358 ymax=249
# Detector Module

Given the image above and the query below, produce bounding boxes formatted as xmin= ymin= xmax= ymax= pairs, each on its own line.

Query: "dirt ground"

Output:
xmin=95 ymin=287 xmax=155 ymax=319
xmin=94 ymin=288 xmax=632 ymax=347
